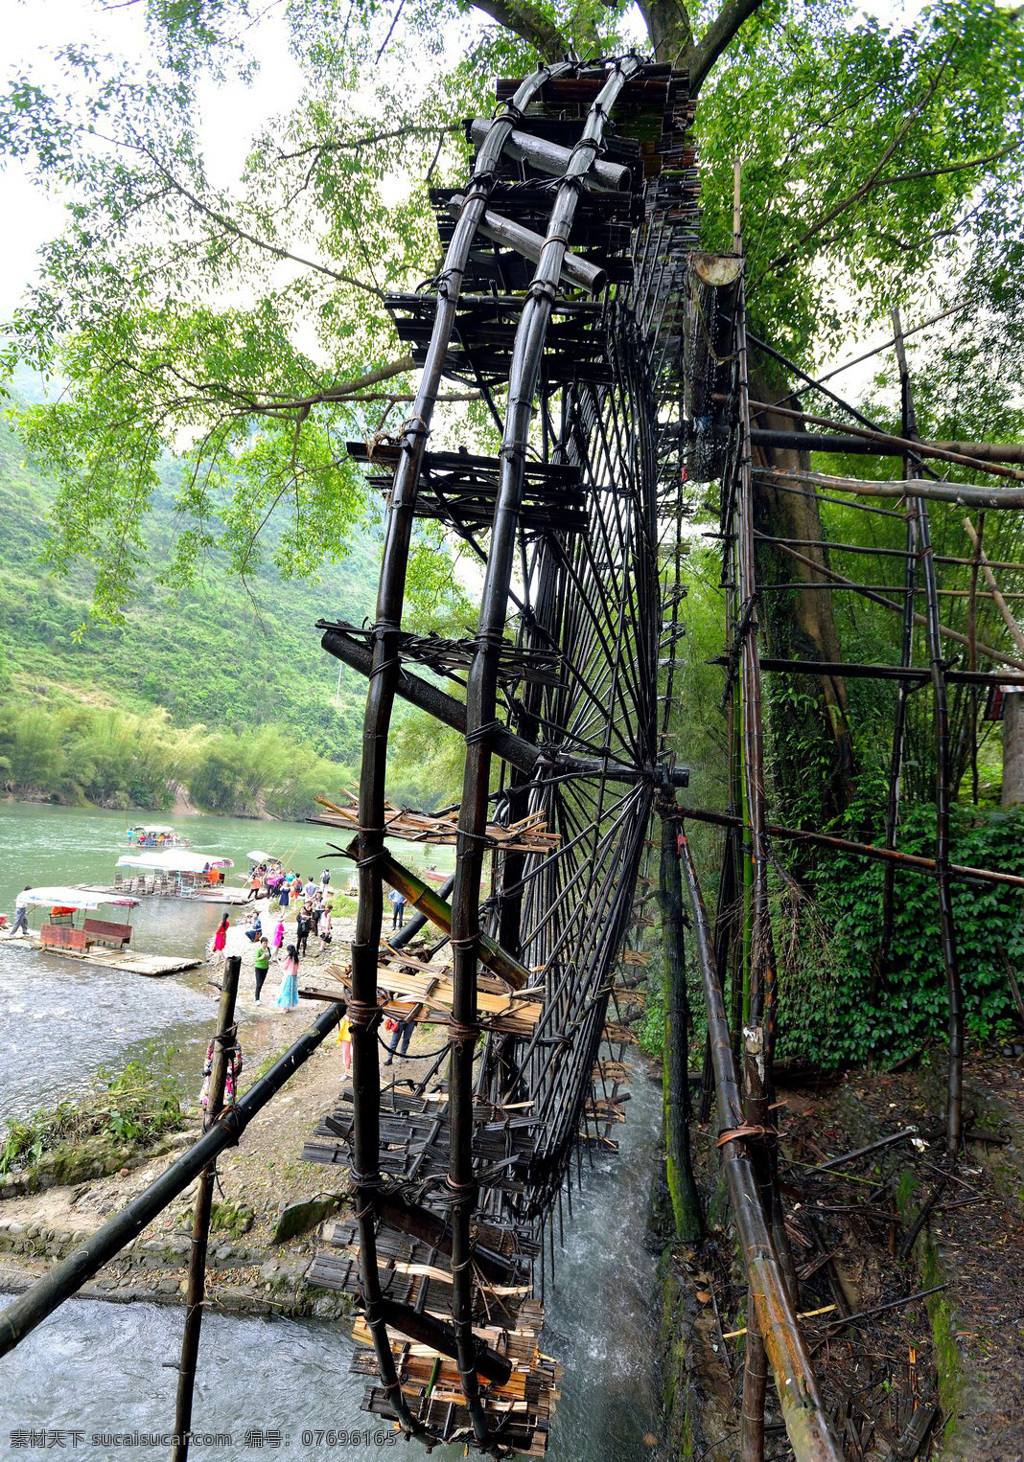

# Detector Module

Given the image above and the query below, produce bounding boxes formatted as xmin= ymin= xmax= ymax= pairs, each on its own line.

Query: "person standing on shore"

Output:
xmin=388 ymin=888 xmax=406 ymax=930
xmin=273 ymin=917 xmax=285 ymax=958
xmin=212 ymin=913 xmax=229 ymax=964
xmin=296 ymin=905 xmax=311 ymax=957
xmin=384 ymin=1012 xmax=414 ymax=1065
xmin=253 ymin=937 xmax=271 ymax=1003
xmin=277 ymin=944 xmax=300 ymax=1011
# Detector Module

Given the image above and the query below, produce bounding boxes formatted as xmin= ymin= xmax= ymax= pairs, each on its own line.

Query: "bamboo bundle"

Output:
xmin=620 ymin=948 xmax=651 ymax=968
xmin=315 ymin=794 xmax=560 ymax=853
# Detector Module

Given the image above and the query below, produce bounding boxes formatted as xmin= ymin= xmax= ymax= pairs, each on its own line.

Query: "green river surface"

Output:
xmin=0 ymin=801 xmax=663 ymax=1461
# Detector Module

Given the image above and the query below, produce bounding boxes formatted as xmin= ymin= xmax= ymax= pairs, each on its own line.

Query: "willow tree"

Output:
xmin=1 ymin=0 xmax=1019 ymax=621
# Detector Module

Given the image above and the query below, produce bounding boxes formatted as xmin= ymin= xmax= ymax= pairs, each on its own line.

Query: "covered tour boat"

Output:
xmin=113 ymin=849 xmax=236 ymax=900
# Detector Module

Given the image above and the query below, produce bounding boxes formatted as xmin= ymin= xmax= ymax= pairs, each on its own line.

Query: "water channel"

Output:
xmin=0 ymin=801 xmax=664 ymax=1459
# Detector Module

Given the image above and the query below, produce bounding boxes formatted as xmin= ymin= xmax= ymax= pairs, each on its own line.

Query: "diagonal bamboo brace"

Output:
xmin=359 ymin=843 xmax=530 ymax=991
xmin=447 ymin=194 xmax=607 ymax=294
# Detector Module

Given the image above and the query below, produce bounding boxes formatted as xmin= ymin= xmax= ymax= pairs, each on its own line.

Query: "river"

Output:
xmin=0 ymin=801 xmax=663 ymax=1460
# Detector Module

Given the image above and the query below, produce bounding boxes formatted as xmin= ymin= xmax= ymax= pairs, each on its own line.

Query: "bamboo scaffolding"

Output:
xmin=764 ymin=539 xmax=1024 ymax=673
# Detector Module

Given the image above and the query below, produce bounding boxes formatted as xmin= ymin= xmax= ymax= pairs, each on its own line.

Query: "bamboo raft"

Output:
xmin=1 ymin=931 xmax=201 ymax=977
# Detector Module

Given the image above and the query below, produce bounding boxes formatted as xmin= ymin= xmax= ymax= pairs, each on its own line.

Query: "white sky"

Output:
xmin=0 ymin=0 xmax=306 ymax=315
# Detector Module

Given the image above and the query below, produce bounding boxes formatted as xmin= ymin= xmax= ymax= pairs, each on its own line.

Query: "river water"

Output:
xmin=0 ymin=801 xmax=663 ymax=1460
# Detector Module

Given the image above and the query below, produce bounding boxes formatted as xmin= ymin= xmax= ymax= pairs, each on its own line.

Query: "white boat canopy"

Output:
xmin=247 ymin=850 xmax=276 ymax=863
xmin=129 ymin=824 xmax=178 ymax=835
xmin=16 ymin=887 xmax=141 ymax=911
xmin=117 ymin=851 xmax=234 ymax=873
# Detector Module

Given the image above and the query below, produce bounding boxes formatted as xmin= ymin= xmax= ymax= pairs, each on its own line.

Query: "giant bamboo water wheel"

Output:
xmin=310 ymin=57 xmax=699 ymax=1454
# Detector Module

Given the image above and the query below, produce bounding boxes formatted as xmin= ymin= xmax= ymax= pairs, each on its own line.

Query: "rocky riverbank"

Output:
xmin=0 ymin=911 xmax=434 ymax=1324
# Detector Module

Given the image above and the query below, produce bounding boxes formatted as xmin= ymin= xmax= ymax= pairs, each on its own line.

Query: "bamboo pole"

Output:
xmin=756 ymin=466 xmax=1024 ymax=510
xmin=892 ymin=307 xmax=963 ymax=1158
xmin=0 ymin=1002 xmax=346 ymax=1358
xmin=674 ymin=802 xmax=1024 ymax=890
xmin=877 ymin=490 xmax=917 ymax=982
xmin=749 ymin=428 xmax=1024 ymax=464
xmin=171 ymin=954 xmax=241 ymax=1462
xmin=468 ymin=117 xmax=631 ymax=191
xmin=372 ymin=846 xmax=530 ymax=990
xmin=659 ymin=805 xmax=703 ymax=1242
xmin=966 ymin=514 xmax=983 ymax=805
xmin=678 ymin=829 xmax=842 ymax=1462
xmin=445 ymin=195 xmax=608 ymax=293
xmin=745 ymin=398 xmax=1024 ymax=483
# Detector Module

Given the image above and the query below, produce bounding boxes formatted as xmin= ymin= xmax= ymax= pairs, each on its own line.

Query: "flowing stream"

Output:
xmin=0 ymin=801 xmax=664 ymax=1459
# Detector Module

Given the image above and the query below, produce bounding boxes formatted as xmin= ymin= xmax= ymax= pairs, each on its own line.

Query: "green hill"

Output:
xmin=0 ymin=404 xmax=388 ymax=754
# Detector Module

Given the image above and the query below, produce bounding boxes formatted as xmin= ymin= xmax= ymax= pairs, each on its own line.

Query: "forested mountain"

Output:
xmin=0 ymin=404 xmax=377 ymax=765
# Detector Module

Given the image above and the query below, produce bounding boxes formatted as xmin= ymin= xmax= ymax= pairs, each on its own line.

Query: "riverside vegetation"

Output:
xmin=0 ymin=1042 xmax=187 ymax=1192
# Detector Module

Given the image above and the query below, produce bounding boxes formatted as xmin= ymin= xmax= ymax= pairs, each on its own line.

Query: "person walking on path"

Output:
xmin=212 ymin=913 xmax=229 ymax=964
xmin=8 ymin=890 xmax=32 ymax=939
xmin=383 ymin=1013 xmax=414 ymax=1065
xmin=277 ymin=945 xmax=300 ymax=1011
xmin=319 ymin=906 xmax=332 ymax=952
xmin=253 ymin=937 xmax=271 ymax=1003
xmin=338 ymin=1012 xmax=352 ymax=1073
xmin=388 ymin=888 xmax=406 ymax=930
xmin=303 ymin=875 xmax=318 ymax=901
xmin=320 ymin=867 xmax=331 ymax=890
xmin=273 ymin=917 xmax=285 ymax=958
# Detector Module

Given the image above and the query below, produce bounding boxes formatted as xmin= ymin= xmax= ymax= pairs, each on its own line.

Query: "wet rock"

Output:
xmin=271 ymin=1191 xmax=346 ymax=1244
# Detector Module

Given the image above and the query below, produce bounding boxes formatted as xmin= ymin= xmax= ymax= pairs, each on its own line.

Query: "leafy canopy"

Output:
xmin=0 ymin=0 xmax=1021 ymax=615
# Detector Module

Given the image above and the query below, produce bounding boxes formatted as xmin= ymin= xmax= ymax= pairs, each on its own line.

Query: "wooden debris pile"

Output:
xmin=316 ymin=617 xmax=563 ymax=686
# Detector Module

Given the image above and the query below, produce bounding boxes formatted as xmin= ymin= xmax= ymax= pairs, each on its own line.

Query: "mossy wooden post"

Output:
xmin=659 ymin=805 xmax=703 ymax=1243
xmin=172 ymin=953 xmax=241 ymax=1462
